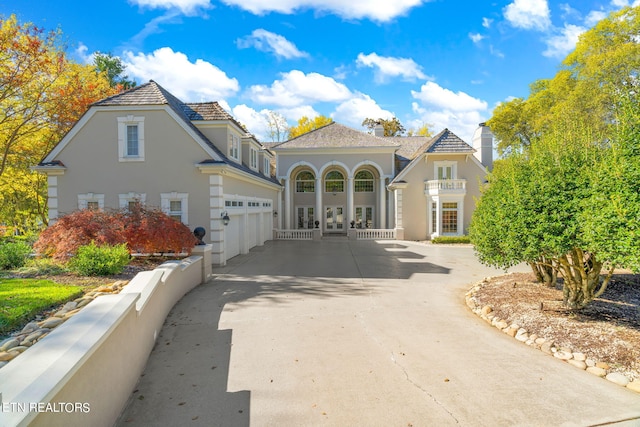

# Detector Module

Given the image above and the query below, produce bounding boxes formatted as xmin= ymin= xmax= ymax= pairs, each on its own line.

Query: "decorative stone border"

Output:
xmin=466 ymin=277 xmax=640 ymax=394
xmin=0 ymin=280 xmax=128 ymax=368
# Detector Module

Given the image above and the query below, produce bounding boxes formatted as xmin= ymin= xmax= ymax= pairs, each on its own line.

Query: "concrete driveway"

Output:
xmin=118 ymin=240 xmax=640 ymax=427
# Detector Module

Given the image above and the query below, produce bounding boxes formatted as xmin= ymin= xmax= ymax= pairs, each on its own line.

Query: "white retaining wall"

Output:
xmin=0 ymin=245 xmax=212 ymax=427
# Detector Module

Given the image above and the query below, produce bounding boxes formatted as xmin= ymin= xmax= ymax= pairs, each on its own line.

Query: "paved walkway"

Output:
xmin=118 ymin=240 xmax=640 ymax=426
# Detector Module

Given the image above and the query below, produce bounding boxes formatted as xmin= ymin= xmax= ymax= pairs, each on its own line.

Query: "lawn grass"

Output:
xmin=0 ymin=278 xmax=84 ymax=336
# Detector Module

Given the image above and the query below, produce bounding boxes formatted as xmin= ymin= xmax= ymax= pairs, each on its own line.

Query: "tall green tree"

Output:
xmin=288 ymin=115 xmax=333 ymax=138
xmin=93 ymin=52 xmax=136 ymax=90
xmin=488 ymin=6 xmax=640 ymax=157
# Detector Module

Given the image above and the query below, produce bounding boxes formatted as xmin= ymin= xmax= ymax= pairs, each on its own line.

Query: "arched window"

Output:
xmin=325 ymin=170 xmax=344 ymax=193
xmin=354 ymin=170 xmax=374 ymax=192
xmin=295 ymin=171 xmax=315 ymax=192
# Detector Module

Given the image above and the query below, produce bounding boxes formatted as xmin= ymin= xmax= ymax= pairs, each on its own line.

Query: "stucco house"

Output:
xmin=35 ymin=80 xmax=493 ymax=265
xmin=34 ymin=80 xmax=280 ymax=266
xmin=272 ymin=121 xmax=493 ymax=241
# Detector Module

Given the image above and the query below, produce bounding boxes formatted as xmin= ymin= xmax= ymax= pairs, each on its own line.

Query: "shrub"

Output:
xmin=34 ymin=209 xmax=126 ymax=261
xmin=122 ymin=203 xmax=198 ymax=255
xmin=68 ymin=242 xmax=130 ymax=276
xmin=431 ymin=235 xmax=471 ymax=244
xmin=34 ymin=205 xmax=197 ymax=261
xmin=0 ymin=241 xmax=32 ymax=270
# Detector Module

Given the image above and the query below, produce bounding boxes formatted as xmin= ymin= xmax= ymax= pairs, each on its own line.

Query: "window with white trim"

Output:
xmin=161 ymin=192 xmax=189 ymax=224
xmin=354 ymin=170 xmax=374 ymax=192
xmin=263 ymin=157 xmax=271 ymax=176
xmin=442 ymin=202 xmax=458 ymax=233
xmin=229 ymin=134 xmax=240 ymax=160
xmin=434 ymin=161 xmax=457 ymax=180
xmin=118 ymin=192 xmax=146 ymax=210
xmin=250 ymin=147 xmax=258 ymax=169
xmin=117 ymin=116 xmax=145 ymax=162
xmin=325 ymin=170 xmax=344 ymax=193
xmin=78 ymin=193 xmax=104 ymax=210
xmin=296 ymin=171 xmax=315 ymax=192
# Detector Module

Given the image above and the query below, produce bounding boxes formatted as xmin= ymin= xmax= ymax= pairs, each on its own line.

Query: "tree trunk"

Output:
xmin=556 ymin=248 xmax=614 ymax=309
xmin=529 ymin=256 xmax=558 ymax=287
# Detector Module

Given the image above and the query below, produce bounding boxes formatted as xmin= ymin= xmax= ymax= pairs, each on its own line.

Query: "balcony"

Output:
xmin=425 ymin=179 xmax=467 ymax=196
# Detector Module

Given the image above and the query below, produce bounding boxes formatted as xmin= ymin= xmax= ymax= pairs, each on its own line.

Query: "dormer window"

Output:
xmin=263 ymin=157 xmax=270 ymax=176
xmin=250 ymin=147 xmax=258 ymax=169
xmin=229 ymin=134 xmax=240 ymax=161
xmin=118 ymin=116 xmax=145 ymax=162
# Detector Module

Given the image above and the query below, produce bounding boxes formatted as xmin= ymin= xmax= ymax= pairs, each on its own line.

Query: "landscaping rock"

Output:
xmin=481 ymin=305 xmax=493 ymax=315
xmin=20 ymin=322 xmax=40 ymax=335
xmin=554 ymin=351 xmax=573 ymax=360
xmin=40 ymin=317 xmax=65 ymax=329
xmin=596 ymin=362 xmax=610 ymax=370
xmin=1 ymin=338 xmax=20 ymax=352
xmin=606 ymin=372 xmax=629 ymax=387
xmin=586 ymin=367 xmax=607 ymax=377
xmin=572 ymin=352 xmax=586 ymax=361
xmin=627 ymin=381 xmax=640 ymax=393
xmin=567 ymin=360 xmax=587 ymax=370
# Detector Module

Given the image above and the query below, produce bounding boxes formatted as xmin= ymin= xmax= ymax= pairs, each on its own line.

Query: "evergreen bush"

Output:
xmin=68 ymin=242 xmax=130 ymax=276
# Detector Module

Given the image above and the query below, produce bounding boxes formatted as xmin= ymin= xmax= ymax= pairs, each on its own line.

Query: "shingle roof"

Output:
xmin=92 ymin=81 xmax=279 ymax=186
xmin=273 ymin=122 xmax=399 ymax=149
xmin=419 ymin=128 xmax=475 ymax=154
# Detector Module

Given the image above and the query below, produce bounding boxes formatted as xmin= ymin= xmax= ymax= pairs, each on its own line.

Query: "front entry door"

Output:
xmin=325 ymin=206 xmax=344 ymax=233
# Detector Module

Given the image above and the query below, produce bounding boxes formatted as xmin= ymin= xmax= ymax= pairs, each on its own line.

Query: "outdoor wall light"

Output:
xmin=221 ymin=211 xmax=230 ymax=226
xmin=273 ymin=211 xmax=278 ymax=217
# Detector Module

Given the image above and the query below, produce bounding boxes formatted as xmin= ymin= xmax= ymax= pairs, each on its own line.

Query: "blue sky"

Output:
xmin=5 ymin=0 xmax=638 ymax=142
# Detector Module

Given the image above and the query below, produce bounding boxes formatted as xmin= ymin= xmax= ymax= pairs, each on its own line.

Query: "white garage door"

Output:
xmin=248 ymin=213 xmax=258 ymax=248
xmin=225 ymin=215 xmax=240 ymax=260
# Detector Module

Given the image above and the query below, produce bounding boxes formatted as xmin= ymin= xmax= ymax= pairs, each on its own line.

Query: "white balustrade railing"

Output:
xmin=275 ymin=229 xmax=314 ymax=240
xmin=356 ymin=229 xmax=397 ymax=240
xmin=425 ymin=179 xmax=466 ymax=192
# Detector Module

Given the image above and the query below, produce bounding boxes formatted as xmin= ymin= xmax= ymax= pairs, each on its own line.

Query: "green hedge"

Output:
xmin=431 ymin=236 xmax=471 ymax=244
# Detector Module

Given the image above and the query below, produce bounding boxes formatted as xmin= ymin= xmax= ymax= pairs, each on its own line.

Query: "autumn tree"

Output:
xmin=0 ymin=15 xmax=116 ymax=232
xmin=288 ymin=115 xmax=333 ymax=138
xmin=362 ymin=117 xmax=405 ymax=136
xmin=407 ymin=122 xmax=433 ymax=138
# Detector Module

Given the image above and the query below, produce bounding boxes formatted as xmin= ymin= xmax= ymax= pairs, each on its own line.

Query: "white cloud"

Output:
xmin=489 ymin=45 xmax=505 ymax=58
xmin=410 ymin=82 xmax=489 ymax=142
xmin=469 ymin=33 xmax=485 ymax=44
xmin=332 ymin=93 xmax=394 ymax=128
xmin=542 ymin=23 xmax=586 ymax=58
xmin=130 ymin=0 xmax=212 ymax=15
xmin=231 ymin=104 xmax=272 ymax=139
xmin=123 ymin=47 xmax=239 ymax=101
xmin=236 ymin=29 xmax=308 ymax=59
xmin=247 ymin=70 xmax=352 ymax=107
xmin=356 ymin=53 xmax=428 ymax=83
xmin=220 ymin=0 xmax=425 ymax=22
xmin=482 ymin=17 xmax=493 ymax=28
xmin=504 ymin=0 xmax=551 ymax=31
xmin=75 ymin=43 xmax=93 ymax=63
xmin=585 ymin=10 xmax=607 ymax=26
xmin=411 ymin=81 xmax=487 ymax=112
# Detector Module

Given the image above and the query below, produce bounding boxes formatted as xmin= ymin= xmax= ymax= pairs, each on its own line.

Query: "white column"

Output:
xmin=209 ymin=174 xmax=225 ymax=266
xmin=378 ymin=177 xmax=386 ymax=229
xmin=284 ymin=178 xmax=291 ymax=229
xmin=277 ymin=188 xmax=283 ymax=230
xmin=315 ymin=177 xmax=322 ymax=230
xmin=435 ymin=197 xmax=442 ymax=237
xmin=395 ymin=188 xmax=403 ymax=228
xmin=347 ymin=176 xmax=354 ymax=227
xmin=47 ymin=176 xmax=59 ymax=223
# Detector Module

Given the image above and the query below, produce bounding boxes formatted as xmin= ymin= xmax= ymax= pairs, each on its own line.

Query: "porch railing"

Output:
xmin=356 ymin=229 xmax=397 ymax=240
xmin=275 ymin=229 xmax=314 ymax=240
